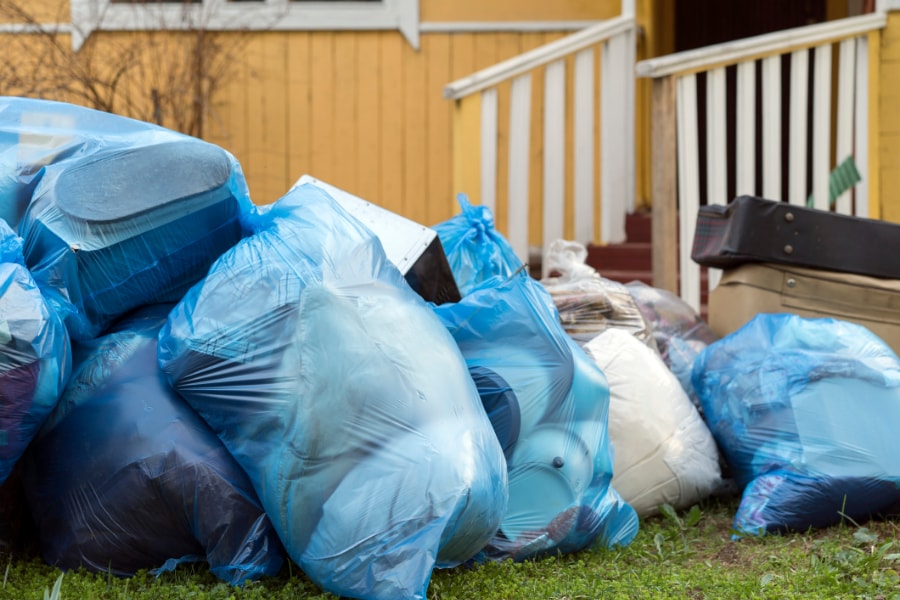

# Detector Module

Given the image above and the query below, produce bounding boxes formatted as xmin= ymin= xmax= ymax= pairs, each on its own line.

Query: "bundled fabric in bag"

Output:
xmin=626 ymin=281 xmax=718 ymax=410
xmin=0 ymin=219 xmax=69 ymax=486
xmin=433 ymin=270 xmax=638 ymax=561
xmin=1 ymin=97 xmax=253 ymax=340
xmin=542 ymin=240 xmax=656 ymax=349
xmin=23 ymin=304 xmax=283 ymax=584
xmin=693 ymin=313 xmax=900 ymax=535
xmin=584 ymin=329 xmax=721 ymax=517
xmin=158 ymin=184 xmax=507 ymax=600
xmin=433 ymin=194 xmax=523 ymax=296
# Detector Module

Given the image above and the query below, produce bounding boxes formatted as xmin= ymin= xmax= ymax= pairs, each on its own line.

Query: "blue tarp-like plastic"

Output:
xmin=433 ymin=194 xmax=523 ymax=296
xmin=0 ymin=97 xmax=253 ymax=340
xmin=23 ymin=304 xmax=283 ymax=584
xmin=0 ymin=219 xmax=69 ymax=486
xmin=693 ymin=313 xmax=900 ymax=535
xmin=158 ymin=184 xmax=508 ymax=600
xmin=434 ymin=270 xmax=639 ymax=561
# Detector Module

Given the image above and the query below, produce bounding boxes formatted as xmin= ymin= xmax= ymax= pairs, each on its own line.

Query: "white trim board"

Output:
xmin=0 ymin=23 xmax=73 ymax=34
xmin=68 ymin=0 xmax=419 ymax=50
xmin=420 ymin=21 xmax=601 ymax=33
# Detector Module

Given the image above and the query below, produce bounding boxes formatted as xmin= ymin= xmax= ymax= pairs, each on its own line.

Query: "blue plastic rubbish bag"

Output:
xmin=0 ymin=97 xmax=253 ymax=340
xmin=0 ymin=219 xmax=69 ymax=486
xmin=158 ymin=184 xmax=508 ymax=600
xmin=433 ymin=194 xmax=523 ymax=296
xmin=433 ymin=270 xmax=638 ymax=561
xmin=693 ymin=313 xmax=900 ymax=535
xmin=23 ymin=304 xmax=284 ymax=584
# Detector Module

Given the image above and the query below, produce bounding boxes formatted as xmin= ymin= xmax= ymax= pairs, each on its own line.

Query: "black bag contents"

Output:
xmin=22 ymin=304 xmax=283 ymax=584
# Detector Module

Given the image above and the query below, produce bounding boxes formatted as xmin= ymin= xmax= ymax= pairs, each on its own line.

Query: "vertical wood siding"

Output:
xmin=203 ymin=30 xmax=560 ymax=226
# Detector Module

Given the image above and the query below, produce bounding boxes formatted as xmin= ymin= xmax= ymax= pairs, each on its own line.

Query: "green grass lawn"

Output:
xmin=4 ymin=494 xmax=899 ymax=600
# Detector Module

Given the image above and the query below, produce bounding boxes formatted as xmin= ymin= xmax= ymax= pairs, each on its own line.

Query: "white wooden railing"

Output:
xmin=636 ymin=13 xmax=886 ymax=313
xmin=444 ymin=16 xmax=637 ymax=267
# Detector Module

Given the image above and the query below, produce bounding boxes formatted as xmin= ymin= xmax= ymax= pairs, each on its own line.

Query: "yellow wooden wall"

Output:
xmin=204 ymin=30 xmax=580 ymax=227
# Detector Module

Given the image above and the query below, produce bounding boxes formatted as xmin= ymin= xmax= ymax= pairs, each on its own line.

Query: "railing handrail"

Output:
xmin=636 ymin=12 xmax=885 ymax=80
xmin=443 ymin=15 xmax=634 ymax=100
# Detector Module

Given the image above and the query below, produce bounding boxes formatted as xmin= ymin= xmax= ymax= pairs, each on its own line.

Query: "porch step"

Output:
xmin=623 ymin=209 xmax=652 ymax=243
xmin=586 ymin=242 xmax=652 ymax=272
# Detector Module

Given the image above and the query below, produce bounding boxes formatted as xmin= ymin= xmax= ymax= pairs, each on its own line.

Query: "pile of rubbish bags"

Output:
xmin=3 ymin=96 xmax=900 ymax=600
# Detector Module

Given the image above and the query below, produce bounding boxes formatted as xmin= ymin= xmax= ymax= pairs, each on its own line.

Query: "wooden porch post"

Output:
xmin=651 ymin=75 xmax=679 ymax=293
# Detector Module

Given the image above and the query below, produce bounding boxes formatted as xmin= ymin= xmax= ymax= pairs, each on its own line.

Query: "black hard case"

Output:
xmin=691 ymin=195 xmax=900 ymax=280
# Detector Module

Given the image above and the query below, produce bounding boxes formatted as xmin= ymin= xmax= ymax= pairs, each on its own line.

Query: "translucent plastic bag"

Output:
xmin=433 ymin=270 xmax=638 ymax=561
xmin=541 ymin=240 xmax=656 ymax=349
xmin=0 ymin=219 xmax=69 ymax=486
xmin=23 ymin=304 xmax=284 ymax=585
xmin=584 ymin=329 xmax=721 ymax=517
xmin=626 ymin=281 xmax=718 ymax=410
xmin=693 ymin=313 xmax=900 ymax=535
xmin=433 ymin=194 xmax=523 ymax=296
xmin=158 ymin=184 xmax=508 ymax=600
xmin=1 ymin=97 xmax=253 ymax=340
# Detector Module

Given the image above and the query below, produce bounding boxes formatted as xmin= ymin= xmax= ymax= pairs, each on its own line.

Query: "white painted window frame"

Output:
xmin=69 ymin=0 xmax=419 ymax=50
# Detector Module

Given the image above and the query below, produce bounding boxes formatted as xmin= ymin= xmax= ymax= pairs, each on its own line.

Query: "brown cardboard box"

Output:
xmin=708 ymin=262 xmax=900 ymax=355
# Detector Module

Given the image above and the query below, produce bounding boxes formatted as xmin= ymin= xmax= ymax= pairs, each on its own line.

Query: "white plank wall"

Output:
xmin=508 ymin=73 xmax=532 ymax=262
xmin=677 ymin=74 xmax=701 ymax=313
xmin=789 ymin=49 xmax=809 ymax=206
xmin=835 ymin=38 xmax=857 ymax=215
xmin=812 ymin=43 xmax=833 ymax=211
xmin=543 ymin=61 xmax=566 ymax=261
xmin=573 ymin=48 xmax=595 ymax=245
xmin=480 ymin=88 xmax=498 ymax=214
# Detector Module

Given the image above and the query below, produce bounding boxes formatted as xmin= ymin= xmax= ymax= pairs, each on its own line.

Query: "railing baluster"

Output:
xmin=762 ymin=55 xmax=782 ymax=200
xmin=854 ymin=35 xmax=870 ymax=219
xmin=835 ymin=38 xmax=857 ymax=215
xmin=601 ymin=33 xmax=629 ymax=243
xmin=573 ymin=48 xmax=595 ymax=245
xmin=543 ymin=60 xmax=566 ymax=260
xmin=812 ymin=43 xmax=833 ymax=211
xmin=706 ymin=67 xmax=728 ymax=207
xmin=508 ymin=73 xmax=532 ymax=263
xmin=736 ymin=61 xmax=756 ymax=197
xmin=480 ymin=88 xmax=498 ymax=215
xmin=789 ymin=49 xmax=810 ymax=206
xmin=677 ymin=74 xmax=701 ymax=313
xmin=705 ymin=67 xmax=727 ymax=291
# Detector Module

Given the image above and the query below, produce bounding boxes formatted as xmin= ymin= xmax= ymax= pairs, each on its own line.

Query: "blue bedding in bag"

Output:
xmin=433 ymin=270 xmax=639 ymax=561
xmin=693 ymin=313 xmax=900 ymax=535
xmin=433 ymin=194 xmax=524 ymax=296
xmin=158 ymin=184 xmax=508 ymax=600
xmin=23 ymin=304 xmax=283 ymax=584
xmin=0 ymin=219 xmax=69 ymax=486
xmin=1 ymin=97 xmax=253 ymax=340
